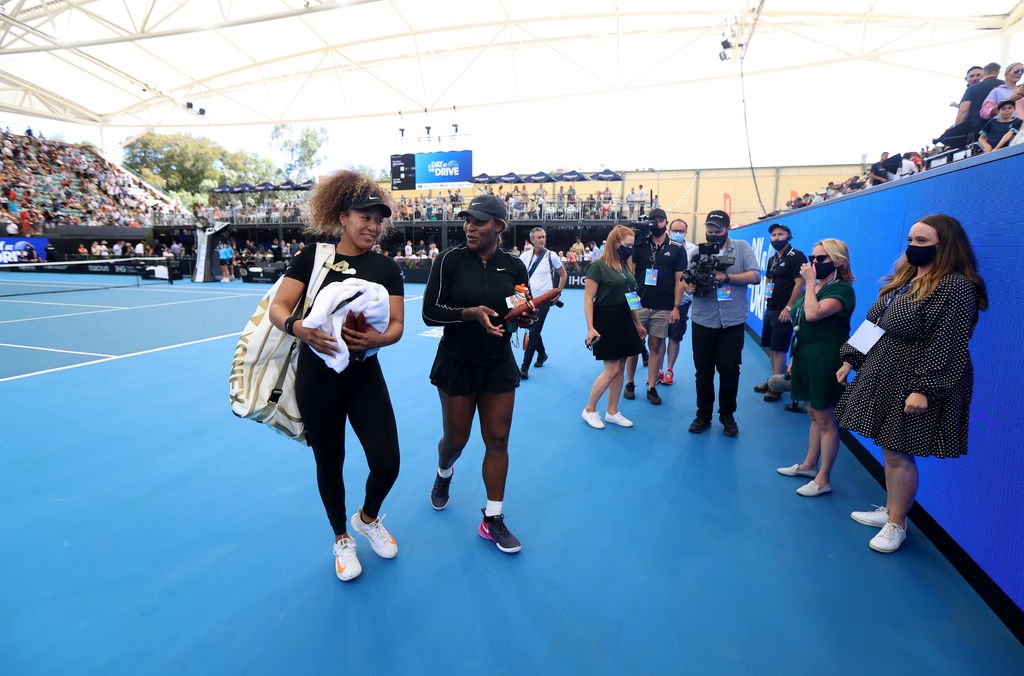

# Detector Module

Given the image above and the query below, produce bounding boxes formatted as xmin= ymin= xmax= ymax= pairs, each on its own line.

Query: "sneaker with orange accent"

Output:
xmin=333 ymin=536 xmax=361 ymax=581
xmin=661 ymin=369 xmax=674 ymax=385
xmin=350 ymin=509 xmax=398 ymax=559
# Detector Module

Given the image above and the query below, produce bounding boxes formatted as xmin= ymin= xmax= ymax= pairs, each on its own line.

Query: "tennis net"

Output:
xmin=0 ymin=257 xmax=178 ymax=298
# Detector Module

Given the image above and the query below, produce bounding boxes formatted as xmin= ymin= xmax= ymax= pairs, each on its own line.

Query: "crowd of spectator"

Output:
xmin=193 ymin=198 xmax=305 ymax=224
xmin=0 ymin=127 xmax=183 ymax=235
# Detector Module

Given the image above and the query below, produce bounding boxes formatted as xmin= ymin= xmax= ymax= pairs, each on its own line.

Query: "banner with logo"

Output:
xmin=414 ymin=150 xmax=473 ymax=189
xmin=0 ymin=237 xmax=48 ymax=262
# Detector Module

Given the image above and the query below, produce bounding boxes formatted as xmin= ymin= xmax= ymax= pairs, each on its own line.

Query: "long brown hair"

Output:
xmin=598 ymin=224 xmax=636 ymax=274
xmin=305 ymin=170 xmax=395 ymax=240
xmin=879 ymin=214 xmax=988 ymax=310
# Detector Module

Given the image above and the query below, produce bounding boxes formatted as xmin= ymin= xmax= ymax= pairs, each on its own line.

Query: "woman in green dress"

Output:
xmin=775 ymin=238 xmax=856 ymax=497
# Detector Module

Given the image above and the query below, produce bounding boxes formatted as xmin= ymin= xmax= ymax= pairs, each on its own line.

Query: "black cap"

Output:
xmin=344 ymin=192 xmax=392 ymax=217
xmin=649 ymin=208 xmax=667 ymax=222
xmin=457 ymin=193 xmax=507 ymax=221
xmin=768 ymin=223 xmax=792 ymax=236
xmin=705 ymin=210 xmax=730 ymax=230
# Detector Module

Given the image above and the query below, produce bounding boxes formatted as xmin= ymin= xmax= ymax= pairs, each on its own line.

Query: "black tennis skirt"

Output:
xmin=430 ymin=349 xmax=520 ymax=396
xmin=592 ymin=302 xmax=644 ymax=361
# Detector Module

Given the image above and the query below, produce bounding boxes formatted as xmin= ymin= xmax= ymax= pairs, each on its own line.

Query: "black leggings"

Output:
xmin=295 ymin=350 xmax=400 ymax=536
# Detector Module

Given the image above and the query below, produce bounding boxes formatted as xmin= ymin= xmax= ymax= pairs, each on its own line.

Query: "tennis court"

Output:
xmin=1 ymin=270 xmax=1021 ymax=675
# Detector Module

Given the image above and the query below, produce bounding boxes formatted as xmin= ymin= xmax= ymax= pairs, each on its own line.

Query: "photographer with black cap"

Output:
xmin=754 ymin=224 xmax=807 ymax=402
xmin=623 ymin=207 xmax=688 ymax=405
xmin=686 ymin=210 xmax=761 ymax=436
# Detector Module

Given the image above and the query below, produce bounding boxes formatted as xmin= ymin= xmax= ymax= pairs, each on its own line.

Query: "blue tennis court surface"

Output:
xmin=1 ymin=275 xmax=1020 ymax=675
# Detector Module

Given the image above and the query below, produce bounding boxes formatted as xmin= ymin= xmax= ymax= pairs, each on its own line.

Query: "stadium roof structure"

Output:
xmin=0 ymin=0 xmax=1022 ymax=130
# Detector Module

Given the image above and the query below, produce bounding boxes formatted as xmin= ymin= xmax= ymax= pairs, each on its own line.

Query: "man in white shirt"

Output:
xmin=518 ymin=226 xmax=567 ymax=380
xmin=134 ymin=241 xmax=144 ymax=256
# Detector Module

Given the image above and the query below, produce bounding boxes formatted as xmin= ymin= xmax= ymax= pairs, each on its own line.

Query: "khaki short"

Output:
xmin=635 ymin=308 xmax=671 ymax=339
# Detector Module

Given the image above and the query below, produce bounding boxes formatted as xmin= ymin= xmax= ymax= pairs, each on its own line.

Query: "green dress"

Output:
xmin=790 ymin=280 xmax=856 ymax=409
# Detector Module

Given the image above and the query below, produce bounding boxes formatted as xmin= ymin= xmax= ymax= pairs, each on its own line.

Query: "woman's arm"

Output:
xmin=341 ymin=295 xmax=405 ymax=351
xmin=803 ymin=296 xmax=845 ymax=322
xmin=421 ymin=249 xmax=464 ymax=326
xmin=270 ymin=276 xmax=338 ymax=356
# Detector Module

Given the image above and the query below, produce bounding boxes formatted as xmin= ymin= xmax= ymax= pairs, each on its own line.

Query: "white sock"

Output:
xmin=484 ymin=500 xmax=502 ymax=517
xmin=437 ymin=466 xmax=453 ymax=479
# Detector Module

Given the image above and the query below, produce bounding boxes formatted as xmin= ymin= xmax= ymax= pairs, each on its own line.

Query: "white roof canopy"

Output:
xmin=1 ymin=0 xmax=1021 ymax=130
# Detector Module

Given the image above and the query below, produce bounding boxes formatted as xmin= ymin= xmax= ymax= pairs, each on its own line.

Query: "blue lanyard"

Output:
xmin=877 ymin=282 xmax=912 ymax=322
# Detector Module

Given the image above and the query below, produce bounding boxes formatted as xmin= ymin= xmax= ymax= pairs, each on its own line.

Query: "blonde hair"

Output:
xmin=815 ymin=238 xmax=854 ymax=283
xmin=304 ymin=170 xmax=395 ymax=240
xmin=598 ymin=225 xmax=637 ymax=273
xmin=1005 ymin=62 xmax=1023 ymax=79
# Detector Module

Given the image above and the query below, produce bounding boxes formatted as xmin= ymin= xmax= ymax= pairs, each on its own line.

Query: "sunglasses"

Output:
xmin=808 ymin=255 xmax=832 ymax=263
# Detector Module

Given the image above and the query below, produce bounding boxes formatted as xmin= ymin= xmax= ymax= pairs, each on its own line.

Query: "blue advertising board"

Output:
xmin=0 ymin=237 xmax=47 ymax=262
xmin=414 ymin=150 xmax=473 ymax=189
xmin=731 ymin=145 xmax=1024 ymax=614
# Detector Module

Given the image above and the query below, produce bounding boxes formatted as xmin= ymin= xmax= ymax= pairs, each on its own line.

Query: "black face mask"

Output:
xmin=650 ymin=225 xmax=666 ymax=237
xmin=706 ymin=234 xmax=727 ymax=246
xmin=814 ymin=261 xmax=836 ymax=279
xmin=618 ymin=245 xmax=633 ymax=261
xmin=905 ymin=244 xmax=937 ymax=267
xmin=770 ymin=239 xmax=790 ymax=252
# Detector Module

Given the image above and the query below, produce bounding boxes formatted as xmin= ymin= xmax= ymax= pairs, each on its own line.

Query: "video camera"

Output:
xmin=630 ymin=218 xmax=657 ymax=239
xmin=681 ymin=242 xmax=735 ymax=296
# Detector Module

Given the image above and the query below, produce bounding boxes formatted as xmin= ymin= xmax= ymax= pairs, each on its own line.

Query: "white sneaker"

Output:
xmin=851 ymin=505 xmax=889 ymax=527
xmin=581 ymin=409 xmax=605 ymax=429
xmin=777 ymin=464 xmax=817 ymax=478
xmin=333 ymin=537 xmax=362 ymax=581
xmin=869 ymin=522 xmax=907 ymax=553
xmin=350 ymin=509 xmax=398 ymax=559
xmin=795 ymin=480 xmax=831 ymax=497
xmin=604 ymin=411 xmax=634 ymax=428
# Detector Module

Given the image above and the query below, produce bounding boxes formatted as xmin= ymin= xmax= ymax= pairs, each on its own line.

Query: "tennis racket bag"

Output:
xmin=229 ymin=243 xmax=333 ymax=442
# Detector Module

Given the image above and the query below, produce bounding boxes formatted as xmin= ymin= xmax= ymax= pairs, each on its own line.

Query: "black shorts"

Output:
xmin=760 ymin=309 xmax=794 ymax=353
xmin=430 ymin=349 xmax=520 ymax=396
xmin=667 ymin=302 xmax=691 ymax=342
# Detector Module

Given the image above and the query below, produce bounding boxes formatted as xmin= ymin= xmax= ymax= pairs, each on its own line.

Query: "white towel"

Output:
xmin=301 ymin=279 xmax=391 ymax=372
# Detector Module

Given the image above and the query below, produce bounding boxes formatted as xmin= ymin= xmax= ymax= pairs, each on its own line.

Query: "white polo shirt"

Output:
xmin=519 ymin=247 xmax=562 ymax=296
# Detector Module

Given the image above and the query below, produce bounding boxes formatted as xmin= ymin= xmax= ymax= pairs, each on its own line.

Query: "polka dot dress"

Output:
xmin=835 ymin=273 xmax=980 ymax=458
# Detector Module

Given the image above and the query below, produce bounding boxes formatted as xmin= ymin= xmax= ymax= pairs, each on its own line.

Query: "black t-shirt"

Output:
xmin=980 ymin=117 xmax=1022 ymax=148
xmin=422 ymin=245 xmax=530 ymax=365
xmin=631 ymin=235 xmax=688 ymax=310
xmin=284 ymin=244 xmax=404 ymax=318
xmin=270 ymin=243 xmax=283 ymax=261
xmin=765 ymin=245 xmax=807 ymax=312
xmin=869 ymin=161 xmax=888 ymax=185
xmin=961 ymin=77 xmax=1005 ymax=130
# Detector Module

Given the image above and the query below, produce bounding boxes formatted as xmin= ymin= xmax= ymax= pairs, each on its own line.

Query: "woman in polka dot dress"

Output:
xmin=834 ymin=214 xmax=988 ymax=553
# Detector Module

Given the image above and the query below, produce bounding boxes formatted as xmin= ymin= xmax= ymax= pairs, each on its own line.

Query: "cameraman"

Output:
xmin=519 ymin=226 xmax=567 ymax=379
xmin=624 ymin=208 xmax=688 ymax=405
xmin=754 ymin=224 xmax=806 ymax=402
xmin=687 ymin=210 xmax=761 ymax=436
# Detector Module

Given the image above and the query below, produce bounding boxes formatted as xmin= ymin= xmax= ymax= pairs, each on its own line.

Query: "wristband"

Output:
xmin=284 ymin=317 xmax=297 ymax=336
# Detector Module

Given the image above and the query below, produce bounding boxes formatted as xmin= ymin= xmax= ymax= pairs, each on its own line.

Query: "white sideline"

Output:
xmin=0 ymin=333 xmax=241 ymax=382
xmin=0 ymin=299 xmax=128 ymax=309
xmin=0 ymin=343 xmax=115 ymax=357
xmin=0 ymin=294 xmax=250 ymax=324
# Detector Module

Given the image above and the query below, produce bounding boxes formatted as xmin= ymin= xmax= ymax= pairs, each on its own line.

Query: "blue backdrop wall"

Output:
xmin=731 ymin=145 xmax=1024 ymax=613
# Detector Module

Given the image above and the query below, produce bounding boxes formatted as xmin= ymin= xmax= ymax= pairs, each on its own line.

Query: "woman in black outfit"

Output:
xmin=422 ymin=193 xmax=533 ymax=554
xmin=270 ymin=171 xmax=405 ymax=582
xmin=836 ymin=214 xmax=987 ymax=554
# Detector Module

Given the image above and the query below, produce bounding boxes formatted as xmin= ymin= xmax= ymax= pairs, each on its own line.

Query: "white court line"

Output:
xmin=0 ymin=294 xmax=249 ymax=324
xmin=0 ymin=299 xmax=127 ymax=309
xmin=405 ymin=295 xmax=423 ymax=302
xmin=0 ymin=342 xmax=115 ymax=357
xmin=0 ymin=332 xmax=241 ymax=382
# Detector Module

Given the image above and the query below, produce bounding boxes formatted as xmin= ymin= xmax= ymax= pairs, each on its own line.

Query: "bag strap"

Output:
xmin=527 ymin=249 xmax=545 ymax=277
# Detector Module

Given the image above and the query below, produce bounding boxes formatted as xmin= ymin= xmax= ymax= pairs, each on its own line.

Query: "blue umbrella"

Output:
xmin=497 ymin=172 xmax=526 ymax=184
xmin=233 ymin=183 xmax=257 ymax=193
xmin=209 ymin=184 xmax=233 ymax=193
xmin=256 ymin=182 xmax=278 ymax=192
xmin=590 ymin=170 xmax=624 ymax=181
xmin=299 ymin=179 xmax=315 ymax=190
xmin=470 ymin=173 xmax=495 ymax=184
xmin=524 ymin=171 xmax=557 ymax=183
xmin=276 ymin=180 xmax=302 ymax=191
xmin=555 ymin=170 xmax=591 ymax=182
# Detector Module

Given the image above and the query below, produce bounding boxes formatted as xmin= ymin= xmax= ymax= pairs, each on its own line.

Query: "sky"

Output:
xmin=3 ymin=28 xmax=1021 ymax=180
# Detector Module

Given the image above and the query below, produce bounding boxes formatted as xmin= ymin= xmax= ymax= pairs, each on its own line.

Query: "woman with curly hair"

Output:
xmin=269 ymin=171 xmax=405 ymax=581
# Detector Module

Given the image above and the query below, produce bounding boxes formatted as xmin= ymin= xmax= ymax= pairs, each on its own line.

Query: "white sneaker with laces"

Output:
xmin=350 ymin=510 xmax=398 ymax=559
xmin=333 ymin=537 xmax=362 ymax=581
xmin=604 ymin=411 xmax=634 ymax=428
xmin=777 ymin=464 xmax=817 ymax=478
xmin=581 ymin=409 xmax=605 ymax=429
xmin=851 ymin=505 xmax=889 ymax=527
xmin=869 ymin=522 xmax=907 ymax=553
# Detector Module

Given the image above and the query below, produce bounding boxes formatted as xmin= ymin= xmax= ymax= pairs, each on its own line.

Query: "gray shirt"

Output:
xmin=689 ymin=238 xmax=761 ymax=329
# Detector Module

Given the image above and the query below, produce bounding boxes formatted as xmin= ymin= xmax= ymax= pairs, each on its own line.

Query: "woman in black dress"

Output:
xmin=422 ymin=193 xmax=534 ymax=554
xmin=581 ymin=224 xmax=647 ymax=429
xmin=835 ymin=214 xmax=987 ymax=553
xmin=270 ymin=171 xmax=405 ymax=581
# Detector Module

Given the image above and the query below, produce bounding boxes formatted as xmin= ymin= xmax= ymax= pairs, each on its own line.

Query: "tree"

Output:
xmin=272 ymin=124 xmax=328 ymax=181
